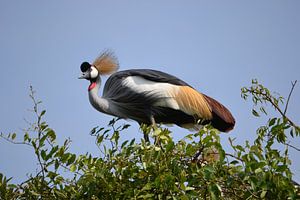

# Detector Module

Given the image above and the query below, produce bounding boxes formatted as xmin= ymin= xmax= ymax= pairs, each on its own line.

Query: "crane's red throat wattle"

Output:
xmin=88 ymin=81 xmax=96 ymax=91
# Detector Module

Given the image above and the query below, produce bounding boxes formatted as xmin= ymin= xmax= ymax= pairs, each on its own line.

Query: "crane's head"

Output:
xmin=79 ymin=50 xmax=119 ymax=80
xmin=79 ymin=62 xmax=99 ymax=80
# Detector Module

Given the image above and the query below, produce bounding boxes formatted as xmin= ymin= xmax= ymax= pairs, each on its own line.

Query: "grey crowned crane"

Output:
xmin=79 ymin=51 xmax=235 ymax=140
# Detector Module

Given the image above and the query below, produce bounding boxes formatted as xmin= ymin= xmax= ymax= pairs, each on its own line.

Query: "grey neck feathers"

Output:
xmin=88 ymin=76 xmax=110 ymax=114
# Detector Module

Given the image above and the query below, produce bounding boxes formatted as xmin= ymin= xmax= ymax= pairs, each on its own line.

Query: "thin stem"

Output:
xmin=284 ymin=80 xmax=297 ymax=115
xmin=250 ymin=89 xmax=297 ymax=128
xmin=285 ymin=142 xmax=300 ymax=152
xmin=0 ymin=134 xmax=32 ymax=147
xmin=225 ymin=153 xmax=244 ymax=163
xmin=29 ymin=86 xmax=46 ymax=183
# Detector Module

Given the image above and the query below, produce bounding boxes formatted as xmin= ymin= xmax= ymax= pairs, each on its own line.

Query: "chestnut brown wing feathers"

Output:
xmin=203 ymin=94 xmax=235 ymax=132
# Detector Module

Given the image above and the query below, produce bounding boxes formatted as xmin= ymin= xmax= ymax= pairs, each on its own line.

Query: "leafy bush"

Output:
xmin=0 ymin=81 xmax=299 ymax=199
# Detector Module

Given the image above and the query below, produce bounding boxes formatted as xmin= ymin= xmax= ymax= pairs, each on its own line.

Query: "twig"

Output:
xmin=29 ymin=86 xmax=46 ymax=183
xmin=225 ymin=153 xmax=244 ymax=163
xmin=192 ymin=145 xmax=205 ymax=161
xmin=285 ymin=142 xmax=300 ymax=152
xmin=265 ymin=94 xmax=297 ymax=128
xmin=284 ymin=80 xmax=297 ymax=115
xmin=0 ymin=134 xmax=32 ymax=147
xmin=250 ymin=89 xmax=297 ymax=128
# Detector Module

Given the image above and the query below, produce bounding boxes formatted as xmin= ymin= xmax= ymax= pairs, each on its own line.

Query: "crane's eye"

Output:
xmin=80 ymin=62 xmax=91 ymax=72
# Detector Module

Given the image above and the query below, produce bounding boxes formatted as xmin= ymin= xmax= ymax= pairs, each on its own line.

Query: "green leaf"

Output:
xmin=46 ymin=145 xmax=58 ymax=160
xmin=230 ymin=160 xmax=239 ymax=165
xmin=41 ymin=150 xmax=47 ymax=161
xmin=138 ymin=194 xmax=154 ymax=199
xmin=141 ymin=183 xmax=152 ymax=191
xmin=54 ymin=190 xmax=67 ymax=198
xmin=129 ymin=138 xmax=135 ymax=146
xmin=121 ymin=124 xmax=130 ymax=130
xmin=166 ymin=141 xmax=175 ymax=152
xmin=290 ymin=129 xmax=294 ymax=137
xmin=260 ymin=106 xmax=267 ymax=115
xmin=39 ymin=134 xmax=47 ymax=147
xmin=40 ymin=110 xmax=46 ymax=116
xmin=67 ymin=154 xmax=76 ymax=165
xmin=252 ymin=109 xmax=260 ymax=117
xmin=46 ymin=129 xmax=56 ymax=142
xmin=209 ymin=184 xmax=221 ymax=200
xmin=30 ymin=191 xmax=40 ymax=196
xmin=185 ymin=186 xmax=195 ymax=191
xmin=97 ymin=134 xmax=104 ymax=144
xmin=90 ymin=126 xmax=98 ymax=135
xmin=252 ymin=79 xmax=258 ymax=84
xmin=121 ymin=140 xmax=128 ymax=148
xmin=269 ymin=118 xmax=276 ymax=126
xmin=32 ymin=140 xmax=37 ymax=149
xmin=40 ymin=122 xmax=48 ymax=131
xmin=260 ymin=190 xmax=267 ymax=198
xmin=70 ymin=164 xmax=76 ymax=172
xmin=154 ymin=146 xmax=161 ymax=151
xmin=203 ymin=166 xmax=215 ymax=180
xmin=276 ymin=165 xmax=288 ymax=172
xmin=55 ymin=159 xmax=60 ymax=170
xmin=235 ymin=145 xmax=245 ymax=152
xmin=254 ymin=168 xmax=263 ymax=174
xmin=11 ymin=133 xmax=16 ymax=140
xmin=23 ymin=132 xmax=30 ymax=142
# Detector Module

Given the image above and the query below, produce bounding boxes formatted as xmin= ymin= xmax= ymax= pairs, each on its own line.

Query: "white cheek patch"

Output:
xmin=122 ymin=76 xmax=180 ymax=110
xmin=90 ymin=66 xmax=99 ymax=79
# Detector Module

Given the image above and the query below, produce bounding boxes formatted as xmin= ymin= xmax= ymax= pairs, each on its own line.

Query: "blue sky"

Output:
xmin=1 ymin=1 xmax=299 ymax=183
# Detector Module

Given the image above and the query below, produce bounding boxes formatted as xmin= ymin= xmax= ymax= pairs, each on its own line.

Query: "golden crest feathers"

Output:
xmin=92 ymin=50 xmax=119 ymax=75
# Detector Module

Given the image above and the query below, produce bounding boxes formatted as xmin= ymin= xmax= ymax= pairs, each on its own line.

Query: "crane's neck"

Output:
xmin=88 ymin=76 xmax=110 ymax=114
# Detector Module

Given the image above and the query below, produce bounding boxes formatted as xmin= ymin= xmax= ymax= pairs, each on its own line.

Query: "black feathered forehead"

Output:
xmin=80 ymin=62 xmax=91 ymax=72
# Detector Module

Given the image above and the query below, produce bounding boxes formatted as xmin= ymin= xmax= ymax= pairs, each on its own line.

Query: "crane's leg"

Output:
xmin=143 ymin=129 xmax=150 ymax=143
xmin=144 ymin=115 xmax=157 ymax=143
xmin=139 ymin=122 xmax=150 ymax=143
xmin=150 ymin=115 xmax=157 ymax=129
xmin=142 ymin=116 xmax=157 ymax=143
xmin=140 ymin=116 xmax=157 ymax=144
xmin=150 ymin=116 xmax=161 ymax=145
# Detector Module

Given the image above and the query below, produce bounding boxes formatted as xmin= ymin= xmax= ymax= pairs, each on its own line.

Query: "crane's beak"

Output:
xmin=78 ymin=72 xmax=89 ymax=79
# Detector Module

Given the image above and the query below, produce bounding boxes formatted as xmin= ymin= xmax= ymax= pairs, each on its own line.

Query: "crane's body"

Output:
xmin=80 ymin=51 xmax=235 ymax=133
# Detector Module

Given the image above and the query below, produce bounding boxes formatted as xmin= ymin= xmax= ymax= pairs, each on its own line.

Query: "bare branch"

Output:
xmin=225 ymin=153 xmax=244 ymax=162
xmin=285 ymin=142 xmax=300 ymax=152
xmin=284 ymin=80 xmax=297 ymax=115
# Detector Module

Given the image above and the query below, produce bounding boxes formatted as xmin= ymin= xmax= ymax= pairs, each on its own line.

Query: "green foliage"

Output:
xmin=0 ymin=81 xmax=299 ymax=199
